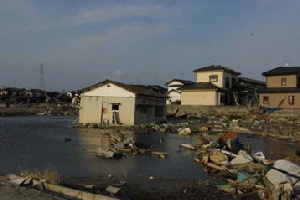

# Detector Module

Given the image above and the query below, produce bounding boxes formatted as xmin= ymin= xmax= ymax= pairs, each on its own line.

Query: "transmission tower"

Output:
xmin=39 ymin=63 xmax=45 ymax=90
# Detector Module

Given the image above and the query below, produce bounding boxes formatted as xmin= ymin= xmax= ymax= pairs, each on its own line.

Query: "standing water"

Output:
xmin=0 ymin=116 xmax=298 ymax=180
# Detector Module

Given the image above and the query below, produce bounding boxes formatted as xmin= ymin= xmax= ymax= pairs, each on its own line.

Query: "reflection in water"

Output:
xmin=77 ymin=128 xmax=209 ymax=180
xmin=0 ymin=116 xmax=299 ymax=180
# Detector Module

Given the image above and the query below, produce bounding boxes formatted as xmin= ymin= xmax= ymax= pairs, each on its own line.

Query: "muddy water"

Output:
xmin=0 ymin=116 xmax=298 ymax=180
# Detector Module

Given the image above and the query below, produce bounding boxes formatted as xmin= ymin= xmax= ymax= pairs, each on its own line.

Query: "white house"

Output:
xmin=165 ymin=79 xmax=195 ymax=104
xmin=79 ymin=80 xmax=167 ymax=126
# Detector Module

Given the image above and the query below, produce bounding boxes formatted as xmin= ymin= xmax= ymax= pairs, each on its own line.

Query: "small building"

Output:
xmin=165 ymin=79 xmax=195 ymax=104
xmin=78 ymin=80 xmax=166 ymax=126
xmin=259 ymin=66 xmax=300 ymax=108
xmin=181 ymin=65 xmax=241 ymax=106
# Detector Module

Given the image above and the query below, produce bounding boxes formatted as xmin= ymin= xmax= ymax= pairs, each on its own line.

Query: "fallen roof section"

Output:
xmin=239 ymin=77 xmax=265 ymax=86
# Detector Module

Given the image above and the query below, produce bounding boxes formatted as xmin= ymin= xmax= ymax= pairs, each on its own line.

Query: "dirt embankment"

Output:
xmin=0 ymin=105 xmax=78 ymax=116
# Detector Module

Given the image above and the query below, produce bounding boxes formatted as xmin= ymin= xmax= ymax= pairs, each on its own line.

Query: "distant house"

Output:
xmin=78 ymin=80 xmax=167 ymax=126
xmin=259 ymin=66 xmax=300 ymax=108
xmin=165 ymin=79 xmax=195 ymax=104
xmin=180 ymin=65 xmax=241 ymax=106
xmin=46 ymin=92 xmax=60 ymax=103
xmin=25 ymin=89 xmax=47 ymax=103
xmin=238 ymin=77 xmax=265 ymax=106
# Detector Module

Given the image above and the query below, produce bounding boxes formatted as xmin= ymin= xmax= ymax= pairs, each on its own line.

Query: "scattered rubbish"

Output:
xmin=189 ymin=129 xmax=300 ymax=199
xmin=178 ymin=127 xmax=192 ymax=135
xmin=8 ymin=176 xmax=28 ymax=186
xmin=180 ymin=143 xmax=196 ymax=150
xmin=4 ymin=174 xmax=118 ymax=200
xmin=209 ymin=150 xmax=228 ymax=165
xmin=23 ymin=177 xmax=32 ymax=186
xmin=97 ymin=147 xmax=121 ymax=159
xmin=265 ymin=159 xmax=300 ymax=200
xmin=252 ymin=152 xmax=266 ymax=162
xmin=95 ymin=132 xmax=168 ymax=160
xmin=105 ymin=185 xmax=121 ymax=195
xmin=230 ymin=150 xmax=253 ymax=165
xmin=151 ymin=151 xmax=168 ymax=159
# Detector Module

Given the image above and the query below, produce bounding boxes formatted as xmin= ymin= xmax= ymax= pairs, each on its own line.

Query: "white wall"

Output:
xmin=82 ymin=83 xmax=135 ymax=98
xmin=167 ymin=90 xmax=181 ymax=104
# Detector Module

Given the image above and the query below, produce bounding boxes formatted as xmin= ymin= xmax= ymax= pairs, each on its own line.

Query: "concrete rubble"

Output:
xmin=189 ymin=132 xmax=300 ymax=199
xmin=96 ymin=132 xmax=168 ymax=160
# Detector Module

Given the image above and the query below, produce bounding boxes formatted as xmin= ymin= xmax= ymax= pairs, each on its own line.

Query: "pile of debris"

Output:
xmin=96 ymin=132 xmax=168 ymax=160
xmin=1 ymin=174 xmax=118 ymax=200
xmin=182 ymin=132 xmax=300 ymax=199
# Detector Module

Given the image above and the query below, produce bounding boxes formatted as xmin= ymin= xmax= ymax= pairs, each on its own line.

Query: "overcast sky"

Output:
xmin=0 ymin=0 xmax=299 ymax=91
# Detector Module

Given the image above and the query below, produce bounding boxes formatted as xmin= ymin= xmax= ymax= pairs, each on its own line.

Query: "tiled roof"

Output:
xmin=262 ymin=67 xmax=300 ymax=76
xmin=193 ymin=65 xmax=241 ymax=75
xmin=180 ymin=82 xmax=226 ymax=91
xmin=81 ymin=80 xmax=167 ymax=98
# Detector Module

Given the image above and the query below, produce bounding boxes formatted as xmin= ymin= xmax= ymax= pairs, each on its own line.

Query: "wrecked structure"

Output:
xmin=78 ymin=80 xmax=167 ymax=126
xmin=238 ymin=77 xmax=265 ymax=107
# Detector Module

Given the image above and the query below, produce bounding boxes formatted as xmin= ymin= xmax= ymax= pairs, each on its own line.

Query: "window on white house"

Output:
xmin=209 ymin=75 xmax=218 ymax=82
xmin=112 ymin=104 xmax=120 ymax=111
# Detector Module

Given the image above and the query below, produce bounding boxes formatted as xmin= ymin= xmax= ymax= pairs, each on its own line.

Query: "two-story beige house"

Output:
xmin=259 ymin=67 xmax=300 ymax=108
xmin=180 ymin=65 xmax=241 ymax=105
xmin=78 ymin=80 xmax=167 ymax=126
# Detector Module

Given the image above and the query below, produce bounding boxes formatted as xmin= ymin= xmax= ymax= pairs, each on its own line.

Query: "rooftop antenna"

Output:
xmin=284 ymin=55 xmax=289 ymax=67
xmin=39 ymin=62 xmax=45 ymax=90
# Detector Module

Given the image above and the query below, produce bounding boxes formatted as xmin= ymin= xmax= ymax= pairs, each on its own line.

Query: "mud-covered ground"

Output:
xmin=0 ymin=183 xmax=64 ymax=200
xmin=63 ymin=177 xmax=259 ymax=200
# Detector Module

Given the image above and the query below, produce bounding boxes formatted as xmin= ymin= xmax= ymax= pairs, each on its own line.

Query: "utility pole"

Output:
xmin=39 ymin=63 xmax=45 ymax=90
